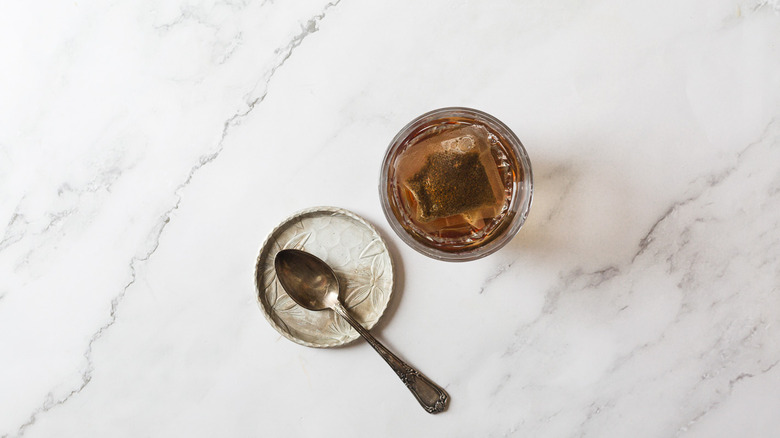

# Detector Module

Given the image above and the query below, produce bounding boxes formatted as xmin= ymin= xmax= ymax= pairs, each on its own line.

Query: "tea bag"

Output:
xmin=395 ymin=125 xmax=505 ymax=227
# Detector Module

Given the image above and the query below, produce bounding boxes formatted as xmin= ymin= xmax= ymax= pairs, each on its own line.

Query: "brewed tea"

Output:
xmin=390 ymin=121 xmax=516 ymax=249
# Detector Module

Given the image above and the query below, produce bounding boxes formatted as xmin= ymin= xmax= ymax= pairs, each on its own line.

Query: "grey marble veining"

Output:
xmin=1 ymin=0 xmax=779 ymax=436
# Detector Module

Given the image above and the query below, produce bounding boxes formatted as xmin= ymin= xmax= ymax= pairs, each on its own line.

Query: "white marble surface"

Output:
xmin=1 ymin=0 xmax=779 ymax=436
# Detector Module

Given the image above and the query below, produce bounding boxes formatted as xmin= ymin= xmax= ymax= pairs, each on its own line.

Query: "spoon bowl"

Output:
xmin=274 ymin=248 xmax=340 ymax=311
xmin=273 ymin=248 xmax=449 ymax=414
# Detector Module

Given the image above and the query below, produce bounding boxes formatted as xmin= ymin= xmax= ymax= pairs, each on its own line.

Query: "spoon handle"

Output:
xmin=332 ymin=302 xmax=449 ymax=414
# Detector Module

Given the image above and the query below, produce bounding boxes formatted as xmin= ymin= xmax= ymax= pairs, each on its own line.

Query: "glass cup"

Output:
xmin=379 ymin=107 xmax=533 ymax=262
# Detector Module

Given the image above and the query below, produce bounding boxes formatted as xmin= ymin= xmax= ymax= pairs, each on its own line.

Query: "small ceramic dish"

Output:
xmin=255 ymin=207 xmax=394 ymax=348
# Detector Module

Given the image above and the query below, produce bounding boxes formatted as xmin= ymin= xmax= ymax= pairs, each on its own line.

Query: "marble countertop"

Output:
xmin=2 ymin=0 xmax=779 ymax=436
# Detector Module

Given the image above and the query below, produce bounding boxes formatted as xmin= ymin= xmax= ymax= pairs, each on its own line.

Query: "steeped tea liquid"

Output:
xmin=389 ymin=120 xmax=517 ymax=251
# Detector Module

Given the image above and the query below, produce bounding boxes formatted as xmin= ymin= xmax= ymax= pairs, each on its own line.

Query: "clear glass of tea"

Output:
xmin=379 ymin=107 xmax=533 ymax=261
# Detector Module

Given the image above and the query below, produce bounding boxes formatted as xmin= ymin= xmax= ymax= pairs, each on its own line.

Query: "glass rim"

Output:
xmin=379 ymin=107 xmax=533 ymax=262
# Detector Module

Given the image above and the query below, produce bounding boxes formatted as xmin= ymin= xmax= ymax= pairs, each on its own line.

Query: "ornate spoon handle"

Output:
xmin=332 ymin=302 xmax=449 ymax=414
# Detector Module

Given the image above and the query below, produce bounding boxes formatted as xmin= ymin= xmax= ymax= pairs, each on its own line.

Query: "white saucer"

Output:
xmin=255 ymin=207 xmax=394 ymax=348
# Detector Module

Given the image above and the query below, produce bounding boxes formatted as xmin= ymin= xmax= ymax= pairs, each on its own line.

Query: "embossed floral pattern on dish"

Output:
xmin=255 ymin=207 xmax=394 ymax=348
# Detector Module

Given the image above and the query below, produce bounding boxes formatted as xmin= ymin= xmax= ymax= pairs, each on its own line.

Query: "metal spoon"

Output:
xmin=274 ymin=248 xmax=449 ymax=414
